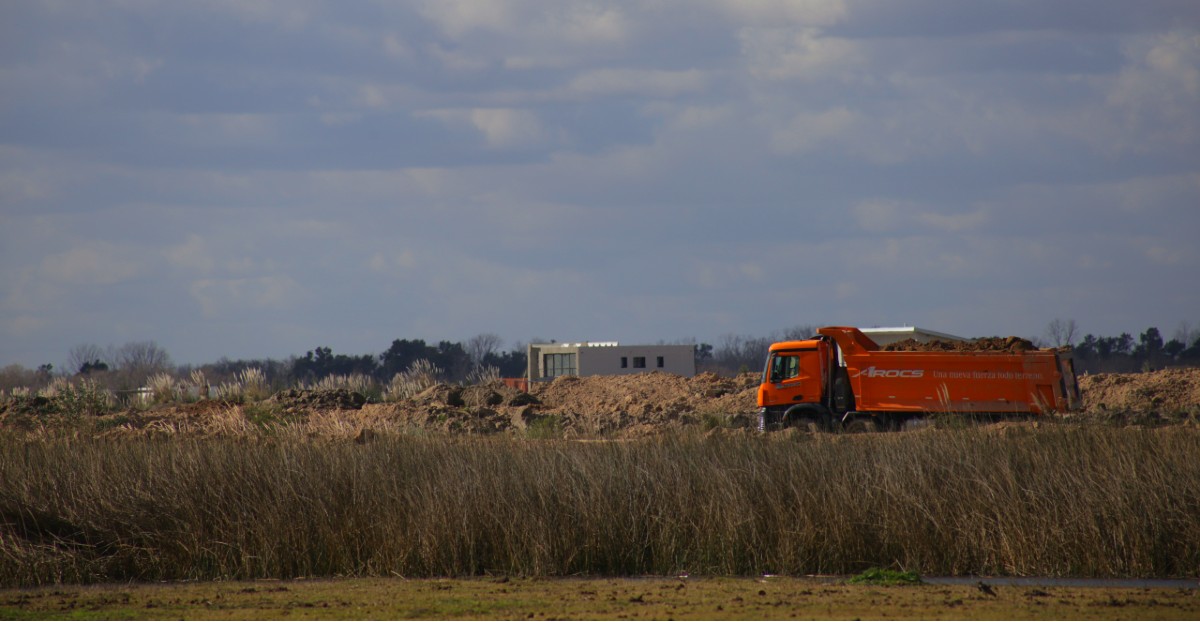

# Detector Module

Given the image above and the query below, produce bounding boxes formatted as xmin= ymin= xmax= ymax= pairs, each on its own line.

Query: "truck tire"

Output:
xmin=787 ymin=417 xmax=822 ymax=433
xmin=783 ymin=405 xmax=831 ymax=433
xmin=842 ymin=416 xmax=878 ymax=434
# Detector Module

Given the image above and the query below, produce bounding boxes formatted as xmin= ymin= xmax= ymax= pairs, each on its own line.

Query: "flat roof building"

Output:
xmin=527 ymin=342 xmax=696 ymax=381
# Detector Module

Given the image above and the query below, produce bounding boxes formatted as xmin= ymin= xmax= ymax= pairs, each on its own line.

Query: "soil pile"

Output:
xmin=884 ymin=336 xmax=1038 ymax=352
xmin=8 ymin=367 xmax=1199 ymax=438
xmin=1077 ymin=367 xmax=1200 ymax=415
xmin=359 ymin=371 xmax=761 ymax=437
xmin=271 ymin=388 xmax=366 ymax=411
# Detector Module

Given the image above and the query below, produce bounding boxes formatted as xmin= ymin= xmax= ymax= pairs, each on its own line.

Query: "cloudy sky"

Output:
xmin=2 ymin=0 xmax=1198 ymax=369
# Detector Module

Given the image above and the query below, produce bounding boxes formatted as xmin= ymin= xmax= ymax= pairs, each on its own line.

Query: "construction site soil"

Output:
xmin=7 ymin=370 xmax=1193 ymax=438
xmin=4 ymin=356 xmax=1198 ymax=438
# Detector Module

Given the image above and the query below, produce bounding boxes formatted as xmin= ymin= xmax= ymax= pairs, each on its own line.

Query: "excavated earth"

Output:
xmin=163 ymin=367 xmax=1200 ymax=436
xmin=350 ymin=372 xmax=763 ymax=437
xmin=3 ymin=364 xmax=1198 ymax=438
xmin=883 ymin=336 xmax=1041 ymax=352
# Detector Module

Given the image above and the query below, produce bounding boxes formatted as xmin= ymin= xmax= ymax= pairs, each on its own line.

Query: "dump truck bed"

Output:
xmin=842 ymin=350 xmax=1075 ymax=414
xmin=819 ymin=326 xmax=1081 ymax=415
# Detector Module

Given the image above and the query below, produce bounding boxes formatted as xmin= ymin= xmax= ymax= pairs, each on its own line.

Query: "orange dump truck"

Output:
xmin=757 ymin=326 xmax=1082 ymax=432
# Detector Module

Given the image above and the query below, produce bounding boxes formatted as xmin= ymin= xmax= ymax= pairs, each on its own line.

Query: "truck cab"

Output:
xmin=757 ymin=336 xmax=855 ymax=431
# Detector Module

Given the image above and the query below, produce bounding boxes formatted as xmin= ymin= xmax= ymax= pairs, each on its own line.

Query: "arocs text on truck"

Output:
xmin=757 ymin=326 xmax=1082 ymax=432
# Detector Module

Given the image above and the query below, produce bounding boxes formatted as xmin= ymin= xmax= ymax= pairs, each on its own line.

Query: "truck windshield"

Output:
xmin=768 ymin=353 xmax=800 ymax=383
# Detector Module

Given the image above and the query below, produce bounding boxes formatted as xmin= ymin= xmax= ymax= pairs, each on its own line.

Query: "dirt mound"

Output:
xmin=351 ymin=372 xmax=759 ymax=438
xmin=1079 ymin=367 xmax=1200 ymax=415
xmin=22 ymin=365 xmax=1199 ymax=439
xmin=270 ymin=388 xmax=367 ymax=411
xmin=884 ymin=336 xmax=1038 ymax=352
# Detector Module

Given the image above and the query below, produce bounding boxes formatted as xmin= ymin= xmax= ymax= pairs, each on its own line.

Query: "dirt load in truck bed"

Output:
xmin=882 ymin=336 xmax=1038 ymax=352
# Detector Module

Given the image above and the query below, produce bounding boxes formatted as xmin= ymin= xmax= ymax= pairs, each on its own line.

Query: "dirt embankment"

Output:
xmin=262 ymin=366 xmax=1200 ymax=434
xmin=354 ymin=371 xmax=762 ymax=436
xmin=1077 ymin=368 xmax=1200 ymax=415
xmin=5 ymin=367 xmax=1198 ymax=437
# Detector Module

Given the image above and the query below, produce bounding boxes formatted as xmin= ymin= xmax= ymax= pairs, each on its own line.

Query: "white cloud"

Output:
xmin=40 ymin=244 xmax=140 ymax=285
xmin=426 ymin=43 xmax=491 ymax=72
xmin=4 ymin=315 xmax=49 ymax=337
xmin=769 ymin=106 xmax=855 ymax=154
xmin=419 ymin=0 xmax=628 ymax=43
xmin=709 ymin=0 xmax=847 ymax=26
xmin=360 ymin=84 xmax=389 ymax=109
xmin=417 ymin=0 xmax=518 ymax=39
xmin=469 ymin=108 xmax=548 ymax=148
xmin=1107 ymin=30 xmax=1200 ymax=149
xmin=382 ymin=34 xmax=413 ymax=61
xmin=193 ymin=0 xmax=312 ymax=31
xmin=851 ymin=199 xmax=904 ymax=233
xmin=917 ymin=210 xmax=988 ymax=233
xmin=1142 ymin=240 xmax=1190 ymax=266
xmin=368 ymin=250 xmax=418 ymax=274
xmin=566 ymin=68 xmax=708 ymax=98
xmin=177 ymin=113 xmax=279 ymax=144
xmin=165 ymin=235 xmax=215 ymax=273
xmin=689 ymin=260 xmax=766 ymax=289
xmin=189 ymin=276 xmax=303 ymax=318
xmin=739 ymin=26 xmax=861 ymax=81
xmin=852 ymin=199 xmax=989 ymax=234
xmin=419 ymin=107 xmax=549 ymax=148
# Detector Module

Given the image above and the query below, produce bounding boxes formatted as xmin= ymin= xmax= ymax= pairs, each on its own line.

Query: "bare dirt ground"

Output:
xmin=350 ymin=371 xmax=762 ymax=437
xmin=2 ymin=575 xmax=1196 ymax=620
xmin=4 ymin=365 xmax=1197 ymax=437
xmin=278 ymin=365 xmax=1200 ymax=437
xmin=1076 ymin=367 xmax=1200 ymax=417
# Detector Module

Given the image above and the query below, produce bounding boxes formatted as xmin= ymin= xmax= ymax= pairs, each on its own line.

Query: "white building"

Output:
xmin=527 ymin=342 xmax=696 ymax=381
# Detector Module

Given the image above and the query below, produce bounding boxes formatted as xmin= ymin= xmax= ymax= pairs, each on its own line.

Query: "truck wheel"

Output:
xmin=787 ymin=417 xmax=822 ymax=433
xmin=843 ymin=417 xmax=878 ymax=433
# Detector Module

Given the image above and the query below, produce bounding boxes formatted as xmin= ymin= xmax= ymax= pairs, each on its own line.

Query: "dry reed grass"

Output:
xmin=384 ymin=359 xmax=443 ymax=401
xmin=0 ymin=426 xmax=1197 ymax=587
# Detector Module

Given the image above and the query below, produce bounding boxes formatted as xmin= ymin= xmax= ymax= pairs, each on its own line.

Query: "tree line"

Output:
xmin=0 ymin=334 xmax=531 ymax=394
xmin=2 ymin=320 xmax=1197 ymax=394
xmin=1045 ymin=319 xmax=1200 ymax=373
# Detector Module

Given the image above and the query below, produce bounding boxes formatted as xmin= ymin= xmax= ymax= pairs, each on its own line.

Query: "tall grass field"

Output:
xmin=1 ymin=426 xmax=1198 ymax=586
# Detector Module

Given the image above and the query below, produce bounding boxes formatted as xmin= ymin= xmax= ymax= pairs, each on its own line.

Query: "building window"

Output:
xmin=620 ymin=357 xmax=628 ymax=368
xmin=657 ymin=356 xmax=664 ymax=368
xmin=544 ymin=353 xmax=577 ymax=378
xmin=633 ymin=356 xmax=646 ymax=369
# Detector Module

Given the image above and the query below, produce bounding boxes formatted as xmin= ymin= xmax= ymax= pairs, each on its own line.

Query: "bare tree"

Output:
xmin=466 ymin=333 xmax=504 ymax=366
xmin=1045 ymin=318 xmax=1079 ymax=348
xmin=779 ymin=324 xmax=819 ymax=341
xmin=65 ymin=343 xmax=109 ymax=375
xmin=1174 ymin=321 xmax=1200 ymax=348
xmin=714 ymin=333 xmax=773 ymax=374
xmin=108 ymin=341 xmax=173 ymax=388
